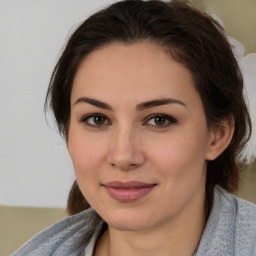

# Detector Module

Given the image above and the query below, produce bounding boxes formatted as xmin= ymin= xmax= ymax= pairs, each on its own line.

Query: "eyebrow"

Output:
xmin=74 ymin=97 xmax=186 ymax=111
xmin=74 ymin=97 xmax=113 ymax=110
xmin=136 ymin=98 xmax=186 ymax=111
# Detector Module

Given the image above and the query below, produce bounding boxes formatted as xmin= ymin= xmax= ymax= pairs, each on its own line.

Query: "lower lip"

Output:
xmin=104 ymin=186 xmax=155 ymax=203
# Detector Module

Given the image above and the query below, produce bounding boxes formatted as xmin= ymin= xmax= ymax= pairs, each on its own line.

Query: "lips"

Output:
xmin=103 ymin=181 xmax=156 ymax=203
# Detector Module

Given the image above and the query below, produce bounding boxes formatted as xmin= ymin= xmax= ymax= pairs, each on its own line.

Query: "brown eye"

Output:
xmin=145 ymin=114 xmax=177 ymax=128
xmin=82 ymin=114 xmax=109 ymax=127
xmin=154 ymin=116 xmax=166 ymax=126
xmin=93 ymin=116 xmax=105 ymax=125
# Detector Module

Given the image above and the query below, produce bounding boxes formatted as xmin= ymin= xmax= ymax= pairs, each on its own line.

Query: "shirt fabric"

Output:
xmin=12 ymin=186 xmax=256 ymax=256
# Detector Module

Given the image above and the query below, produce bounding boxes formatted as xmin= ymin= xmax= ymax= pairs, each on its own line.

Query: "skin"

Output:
xmin=68 ymin=42 xmax=234 ymax=256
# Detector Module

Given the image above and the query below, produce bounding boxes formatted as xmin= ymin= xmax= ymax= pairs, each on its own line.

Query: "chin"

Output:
xmin=103 ymin=209 xmax=157 ymax=232
xmin=111 ymin=220 xmax=151 ymax=232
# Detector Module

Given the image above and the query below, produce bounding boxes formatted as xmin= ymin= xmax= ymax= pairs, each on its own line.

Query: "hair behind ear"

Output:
xmin=67 ymin=180 xmax=90 ymax=215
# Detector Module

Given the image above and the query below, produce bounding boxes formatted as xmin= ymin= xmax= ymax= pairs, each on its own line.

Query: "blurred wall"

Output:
xmin=193 ymin=0 xmax=256 ymax=54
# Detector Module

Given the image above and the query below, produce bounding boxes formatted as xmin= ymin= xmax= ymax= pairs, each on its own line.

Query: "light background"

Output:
xmin=0 ymin=0 xmax=256 ymax=208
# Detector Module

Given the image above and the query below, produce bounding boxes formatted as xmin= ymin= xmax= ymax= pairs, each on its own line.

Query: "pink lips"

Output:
xmin=103 ymin=181 xmax=156 ymax=203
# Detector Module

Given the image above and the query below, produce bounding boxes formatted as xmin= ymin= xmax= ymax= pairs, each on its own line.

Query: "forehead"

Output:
xmin=71 ymin=42 xmax=200 ymax=108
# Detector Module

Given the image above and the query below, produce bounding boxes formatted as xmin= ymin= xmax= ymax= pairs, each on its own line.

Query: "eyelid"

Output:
xmin=143 ymin=114 xmax=177 ymax=127
xmin=80 ymin=113 xmax=111 ymax=127
xmin=79 ymin=113 xmax=177 ymax=128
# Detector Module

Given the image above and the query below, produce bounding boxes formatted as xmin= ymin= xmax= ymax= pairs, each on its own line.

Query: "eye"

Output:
xmin=144 ymin=114 xmax=177 ymax=128
xmin=81 ymin=114 xmax=110 ymax=127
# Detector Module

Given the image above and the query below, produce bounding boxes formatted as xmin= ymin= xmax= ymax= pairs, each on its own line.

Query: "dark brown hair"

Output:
xmin=45 ymin=0 xmax=251 ymax=215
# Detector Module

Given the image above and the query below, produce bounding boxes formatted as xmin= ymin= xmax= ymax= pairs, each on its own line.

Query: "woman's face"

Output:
xmin=68 ymin=42 xmax=215 ymax=231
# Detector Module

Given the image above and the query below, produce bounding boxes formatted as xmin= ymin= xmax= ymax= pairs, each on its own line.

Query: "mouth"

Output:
xmin=103 ymin=181 xmax=157 ymax=203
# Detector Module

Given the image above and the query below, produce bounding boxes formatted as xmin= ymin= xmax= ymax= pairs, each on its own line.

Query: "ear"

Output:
xmin=206 ymin=115 xmax=235 ymax=161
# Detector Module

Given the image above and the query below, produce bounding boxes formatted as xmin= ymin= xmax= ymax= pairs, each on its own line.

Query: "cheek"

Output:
xmin=68 ymin=132 xmax=109 ymax=206
xmin=67 ymin=127 xmax=107 ymax=183
xmin=147 ymin=132 xmax=207 ymax=179
xmin=148 ymin=133 xmax=208 ymax=207
xmin=69 ymin=140 xmax=97 ymax=170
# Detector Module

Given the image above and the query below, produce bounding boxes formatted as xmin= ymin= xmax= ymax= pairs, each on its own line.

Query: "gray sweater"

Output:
xmin=13 ymin=186 xmax=256 ymax=256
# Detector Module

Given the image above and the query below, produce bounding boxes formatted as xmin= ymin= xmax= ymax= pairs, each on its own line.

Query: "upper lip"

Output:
xmin=103 ymin=181 xmax=156 ymax=189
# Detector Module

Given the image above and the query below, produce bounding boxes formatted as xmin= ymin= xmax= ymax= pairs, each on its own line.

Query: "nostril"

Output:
xmin=108 ymin=135 xmax=146 ymax=169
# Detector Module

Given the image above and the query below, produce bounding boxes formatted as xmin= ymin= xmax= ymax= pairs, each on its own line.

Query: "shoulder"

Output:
xmin=215 ymin=186 xmax=256 ymax=229
xmin=217 ymin=187 xmax=256 ymax=254
xmin=198 ymin=186 xmax=256 ymax=256
xmin=12 ymin=208 xmax=104 ymax=256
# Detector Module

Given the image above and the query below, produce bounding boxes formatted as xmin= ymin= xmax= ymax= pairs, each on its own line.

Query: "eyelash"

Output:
xmin=81 ymin=113 xmax=110 ymax=128
xmin=143 ymin=114 xmax=177 ymax=128
xmin=80 ymin=113 xmax=177 ymax=128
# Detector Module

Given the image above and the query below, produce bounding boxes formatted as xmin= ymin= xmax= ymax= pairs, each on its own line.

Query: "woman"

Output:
xmin=14 ymin=0 xmax=256 ymax=255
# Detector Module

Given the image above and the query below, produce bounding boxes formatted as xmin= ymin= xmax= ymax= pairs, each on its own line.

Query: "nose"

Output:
xmin=108 ymin=127 xmax=146 ymax=171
